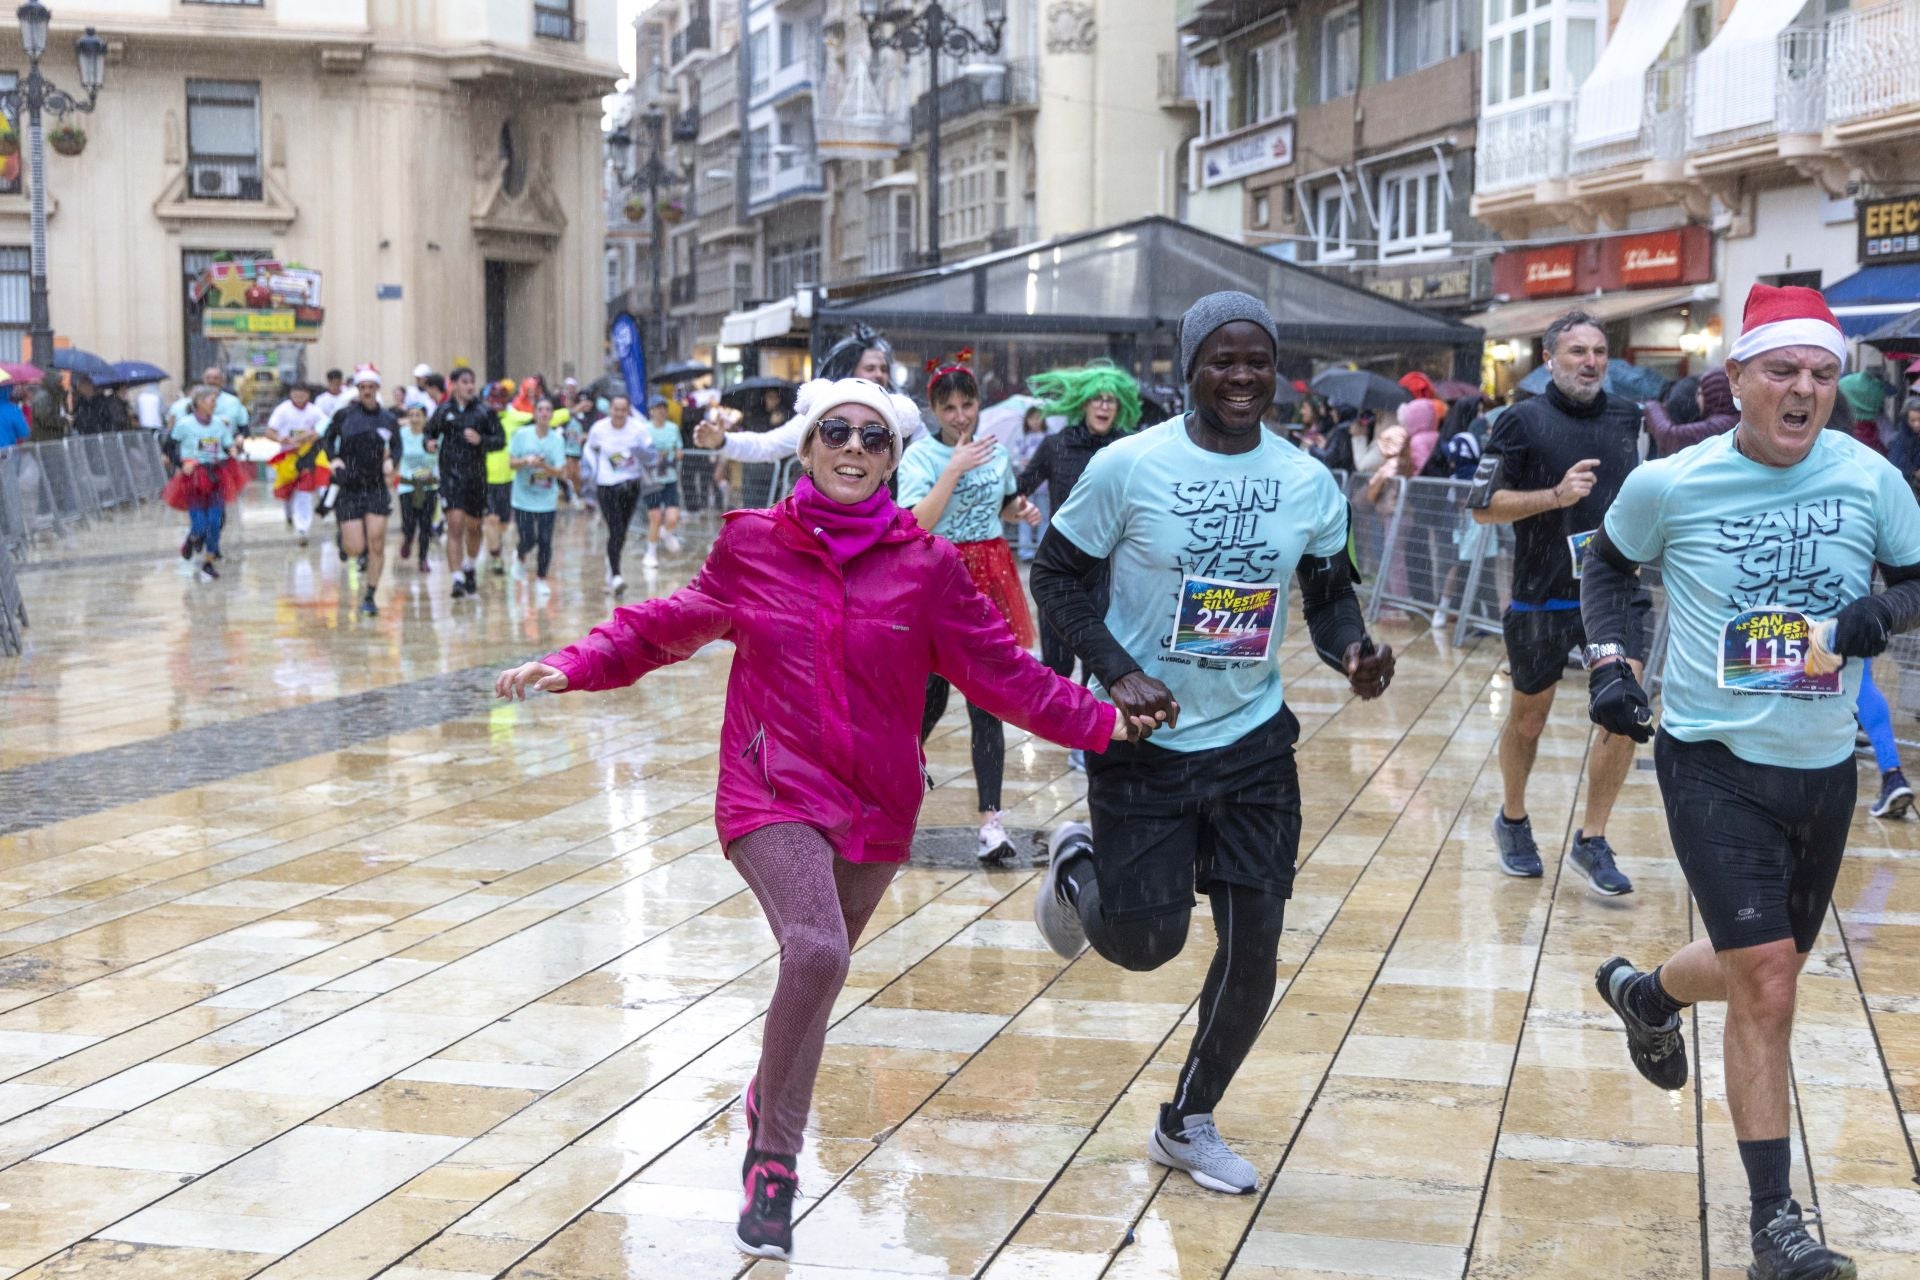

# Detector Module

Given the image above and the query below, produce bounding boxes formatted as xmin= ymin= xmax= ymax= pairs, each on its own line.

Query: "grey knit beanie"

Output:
xmin=1179 ymin=290 xmax=1281 ymax=381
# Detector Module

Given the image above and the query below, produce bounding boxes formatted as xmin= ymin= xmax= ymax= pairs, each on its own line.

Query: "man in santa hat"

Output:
xmin=1581 ymin=283 xmax=1920 ymax=1280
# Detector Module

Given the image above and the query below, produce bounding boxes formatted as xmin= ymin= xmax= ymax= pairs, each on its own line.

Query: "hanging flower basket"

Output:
xmin=0 ymin=134 xmax=18 ymax=159
xmin=48 ymin=125 xmax=85 ymax=157
xmin=623 ymin=195 xmax=647 ymax=223
xmin=657 ymin=198 xmax=687 ymax=226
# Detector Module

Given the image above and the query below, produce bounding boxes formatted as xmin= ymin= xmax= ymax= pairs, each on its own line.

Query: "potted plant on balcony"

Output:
xmin=657 ymin=197 xmax=687 ymax=225
xmin=48 ymin=124 xmax=85 ymax=157
xmin=623 ymin=194 xmax=647 ymax=223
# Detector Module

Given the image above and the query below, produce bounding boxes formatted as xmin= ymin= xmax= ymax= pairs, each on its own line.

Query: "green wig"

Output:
xmin=1027 ymin=359 xmax=1143 ymax=432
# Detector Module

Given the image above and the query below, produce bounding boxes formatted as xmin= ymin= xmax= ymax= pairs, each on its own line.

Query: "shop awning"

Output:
xmin=1573 ymin=0 xmax=1690 ymax=145
xmin=816 ymin=216 xmax=1482 ymax=351
xmin=1825 ymin=265 xmax=1920 ymax=339
xmin=721 ymin=295 xmax=802 ymax=346
xmin=1464 ymin=285 xmax=1710 ymax=340
xmin=1690 ymin=0 xmax=1812 ymax=140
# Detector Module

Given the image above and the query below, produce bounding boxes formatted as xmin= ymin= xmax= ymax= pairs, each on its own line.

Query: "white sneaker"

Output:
xmin=610 ymin=574 xmax=626 ymax=596
xmin=664 ymin=532 xmax=683 ymax=554
xmin=643 ymin=543 xmax=659 ymax=569
xmin=977 ymin=814 xmax=1016 ymax=866
xmin=510 ymin=556 xmax=524 ymax=581
xmin=1148 ymin=1107 xmax=1259 ymax=1194
xmin=534 ymin=579 xmax=551 ymax=601
xmin=1033 ymin=821 xmax=1092 ymax=958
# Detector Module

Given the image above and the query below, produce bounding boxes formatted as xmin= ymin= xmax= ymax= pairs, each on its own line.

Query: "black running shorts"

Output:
xmin=1084 ymin=706 xmax=1302 ymax=922
xmin=1653 ymin=729 xmax=1853 ymax=953
xmin=1502 ymin=591 xmax=1651 ymax=696
xmin=486 ymin=481 xmax=513 ymax=523
xmin=335 ymin=486 xmax=391 ymax=523
xmin=441 ymin=474 xmax=487 ymax=519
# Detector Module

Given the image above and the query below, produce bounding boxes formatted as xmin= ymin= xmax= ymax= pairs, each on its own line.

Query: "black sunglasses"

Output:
xmin=817 ymin=418 xmax=894 ymax=455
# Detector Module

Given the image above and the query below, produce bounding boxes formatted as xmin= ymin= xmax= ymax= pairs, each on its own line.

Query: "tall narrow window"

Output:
xmin=1320 ymin=6 xmax=1361 ymax=100
xmin=186 ymin=79 xmax=262 ymax=201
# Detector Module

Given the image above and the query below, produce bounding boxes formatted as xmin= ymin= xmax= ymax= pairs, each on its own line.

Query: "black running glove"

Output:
xmin=1588 ymin=660 xmax=1653 ymax=743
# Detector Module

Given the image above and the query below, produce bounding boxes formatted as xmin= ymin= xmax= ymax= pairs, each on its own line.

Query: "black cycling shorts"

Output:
xmin=1654 ymin=729 xmax=1853 ymax=953
xmin=486 ymin=481 xmax=514 ymax=522
xmin=335 ymin=487 xmax=391 ymax=523
xmin=1502 ymin=591 xmax=1651 ymax=696
xmin=1084 ymin=706 xmax=1302 ymax=923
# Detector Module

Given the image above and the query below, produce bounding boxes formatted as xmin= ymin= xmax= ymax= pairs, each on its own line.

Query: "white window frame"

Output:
xmin=1385 ymin=0 xmax=1459 ymax=79
xmin=1314 ymin=184 xmax=1355 ymax=261
xmin=1199 ymin=60 xmax=1232 ymax=139
xmin=1319 ymin=5 xmax=1361 ymax=102
xmin=1248 ymin=33 xmax=1296 ymax=122
xmin=1483 ymin=0 xmax=1605 ymax=110
xmin=1375 ymin=159 xmax=1451 ymax=259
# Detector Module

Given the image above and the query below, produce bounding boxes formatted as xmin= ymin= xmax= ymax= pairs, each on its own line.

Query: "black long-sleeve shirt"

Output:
xmin=320 ymin=403 xmax=402 ymax=492
xmin=427 ymin=396 xmax=505 ymax=485
xmin=1017 ymin=422 xmax=1122 ymax=508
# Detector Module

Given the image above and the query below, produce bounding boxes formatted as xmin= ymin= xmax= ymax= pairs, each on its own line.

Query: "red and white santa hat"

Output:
xmin=352 ymin=363 xmax=382 ymax=386
xmin=1728 ymin=283 xmax=1847 ymax=366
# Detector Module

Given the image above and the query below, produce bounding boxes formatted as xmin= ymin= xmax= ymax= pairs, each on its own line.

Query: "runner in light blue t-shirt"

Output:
xmin=1580 ymin=284 xmax=1920 ymax=1280
xmin=508 ymin=400 xmax=569 ymax=585
xmin=1028 ymin=292 xmax=1394 ymax=1203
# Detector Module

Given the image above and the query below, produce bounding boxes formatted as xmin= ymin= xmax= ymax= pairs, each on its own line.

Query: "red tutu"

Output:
xmin=163 ymin=459 xmax=254 ymax=511
xmin=268 ymin=444 xmax=331 ymax=500
xmin=954 ymin=537 xmax=1036 ymax=649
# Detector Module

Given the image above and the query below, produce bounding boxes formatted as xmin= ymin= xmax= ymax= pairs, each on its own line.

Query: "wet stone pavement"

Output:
xmin=0 ymin=493 xmax=1918 ymax=1279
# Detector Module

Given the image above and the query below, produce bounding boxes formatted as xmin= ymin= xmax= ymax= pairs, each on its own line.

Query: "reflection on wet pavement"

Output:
xmin=0 ymin=496 xmax=1916 ymax=1279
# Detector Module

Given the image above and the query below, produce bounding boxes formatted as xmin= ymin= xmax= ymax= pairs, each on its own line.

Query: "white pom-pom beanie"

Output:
xmin=794 ymin=377 xmax=919 ymax=458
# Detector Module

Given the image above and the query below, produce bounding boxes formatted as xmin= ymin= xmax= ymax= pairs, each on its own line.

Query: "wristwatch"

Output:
xmin=1584 ymin=643 xmax=1627 ymax=668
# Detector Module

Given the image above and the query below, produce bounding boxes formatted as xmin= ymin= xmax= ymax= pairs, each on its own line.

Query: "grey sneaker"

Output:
xmin=1569 ymin=830 xmax=1633 ymax=895
xmin=1148 ymin=1106 xmax=1257 ymax=1194
xmin=1748 ymin=1199 xmax=1856 ymax=1280
xmin=1033 ymin=822 xmax=1091 ymax=959
xmin=1495 ymin=812 xmax=1543 ymax=877
xmin=1595 ymin=957 xmax=1688 ymax=1090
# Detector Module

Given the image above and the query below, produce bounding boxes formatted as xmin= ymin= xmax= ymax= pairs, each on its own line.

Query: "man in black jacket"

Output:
xmin=320 ymin=366 xmax=403 ymax=617
xmin=1469 ymin=310 xmax=1646 ymax=895
xmin=427 ymin=366 xmax=506 ymax=598
xmin=1017 ymin=392 xmax=1130 ymax=679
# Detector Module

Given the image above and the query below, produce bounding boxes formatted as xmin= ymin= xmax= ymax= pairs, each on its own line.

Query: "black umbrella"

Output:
xmin=653 ymin=360 xmax=711 ymax=383
xmin=1862 ymin=306 xmax=1920 ymax=352
xmin=1271 ymin=380 xmax=1306 ymax=406
xmin=105 ymin=360 xmax=170 ymax=387
xmin=1311 ymin=368 xmax=1410 ymax=412
xmin=720 ymin=376 xmax=797 ymax=410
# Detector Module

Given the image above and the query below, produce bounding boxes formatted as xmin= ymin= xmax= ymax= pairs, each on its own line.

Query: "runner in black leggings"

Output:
xmin=580 ymin=394 xmax=658 ymax=595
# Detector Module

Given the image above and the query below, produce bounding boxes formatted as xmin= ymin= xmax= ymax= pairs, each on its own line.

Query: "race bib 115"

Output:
xmin=1718 ymin=607 xmax=1842 ymax=696
xmin=1171 ymin=576 xmax=1279 ymax=662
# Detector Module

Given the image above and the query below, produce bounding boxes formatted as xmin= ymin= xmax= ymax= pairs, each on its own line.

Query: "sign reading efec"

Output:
xmin=1859 ymin=195 xmax=1920 ymax=266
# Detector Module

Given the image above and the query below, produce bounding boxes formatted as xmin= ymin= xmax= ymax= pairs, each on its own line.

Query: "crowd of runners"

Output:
xmin=487 ymin=283 xmax=1899 ymax=1280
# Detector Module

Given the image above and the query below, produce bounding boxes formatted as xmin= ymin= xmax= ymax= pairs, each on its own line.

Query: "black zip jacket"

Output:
xmin=321 ymin=403 xmax=403 ymax=492
xmin=1016 ymin=421 xmax=1123 ymax=508
xmin=426 ymin=396 xmax=505 ymax=484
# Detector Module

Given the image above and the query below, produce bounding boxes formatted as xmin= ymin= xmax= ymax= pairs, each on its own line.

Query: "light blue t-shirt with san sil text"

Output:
xmin=509 ymin=426 xmax=568 ymax=514
xmin=1604 ymin=429 xmax=1920 ymax=768
xmin=1050 ymin=416 xmax=1350 ymax=753
xmin=896 ymin=434 xmax=1018 ymax=546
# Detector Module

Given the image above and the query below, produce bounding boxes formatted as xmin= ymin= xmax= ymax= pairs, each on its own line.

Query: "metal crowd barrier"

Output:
xmin=676 ymin=448 xmax=800 ymax=515
xmin=0 ymin=432 xmax=167 ymax=653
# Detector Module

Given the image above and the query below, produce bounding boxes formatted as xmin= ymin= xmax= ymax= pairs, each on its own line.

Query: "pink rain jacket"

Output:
xmin=546 ymin=498 xmax=1115 ymax=862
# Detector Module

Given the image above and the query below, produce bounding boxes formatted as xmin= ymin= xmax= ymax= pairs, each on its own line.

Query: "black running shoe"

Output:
xmin=451 ymin=575 xmax=468 ymax=600
xmin=490 ymin=558 xmax=506 ymax=577
xmin=463 ymin=568 xmax=478 ymax=595
xmin=1596 ymin=957 xmax=1688 ymax=1090
xmin=179 ymin=536 xmax=193 ymax=560
xmin=198 ymin=559 xmax=219 ymax=581
xmin=735 ymin=1156 xmax=798 ymax=1260
xmin=1749 ymin=1200 xmax=1856 ymax=1280
xmin=357 ymin=552 xmax=369 ymax=573
xmin=359 ymin=592 xmax=378 ymax=617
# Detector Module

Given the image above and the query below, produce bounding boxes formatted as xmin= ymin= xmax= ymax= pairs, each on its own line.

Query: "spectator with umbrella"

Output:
xmin=69 ymin=373 xmax=116 ymax=436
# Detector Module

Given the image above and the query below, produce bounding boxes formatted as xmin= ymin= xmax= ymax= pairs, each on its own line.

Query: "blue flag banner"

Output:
xmin=611 ymin=313 xmax=645 ymax=405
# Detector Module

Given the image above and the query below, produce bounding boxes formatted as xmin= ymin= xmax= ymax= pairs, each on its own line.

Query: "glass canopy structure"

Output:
xmin=814 ymin=216 xmax=1483 ymax=401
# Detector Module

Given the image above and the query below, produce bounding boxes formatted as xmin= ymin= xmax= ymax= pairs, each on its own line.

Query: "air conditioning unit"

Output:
xmin=193 ymin=166 xmax=238 ymax=198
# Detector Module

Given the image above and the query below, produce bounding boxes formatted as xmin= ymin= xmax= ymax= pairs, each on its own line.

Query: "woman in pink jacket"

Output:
xmin=496 ymin=378 xmax=1150 ymax=1262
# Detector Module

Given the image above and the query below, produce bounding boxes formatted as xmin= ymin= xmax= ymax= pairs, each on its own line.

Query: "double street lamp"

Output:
xmin=857 ymin=0 xmax=1003 ymax=267
xmin=608 ymin=101 xmax=685 ymax=383
xmin=0 ymin=3 xmax=106 ymax=368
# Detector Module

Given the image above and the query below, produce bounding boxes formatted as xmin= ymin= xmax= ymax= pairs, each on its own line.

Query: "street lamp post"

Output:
xmin=857 ymin=0 xmax=1003 ymax=267
xmin=0 ymin=4 xmax=106 ymax=367
xmin=608 ymin=104 xmax=682 ymax=383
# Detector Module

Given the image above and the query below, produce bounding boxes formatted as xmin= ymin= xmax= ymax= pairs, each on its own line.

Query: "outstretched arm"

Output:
xmin=927 ymin=550 xmax=1123 ymax=751
xmin=720 ymin=420 xmax=806 ymax=463
xmin=541 ymin=528 xmax=740 ymax=690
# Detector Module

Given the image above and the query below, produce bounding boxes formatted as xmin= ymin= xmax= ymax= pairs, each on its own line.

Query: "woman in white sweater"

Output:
xmin=693 ymin=327 xmax=926 ymax=460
